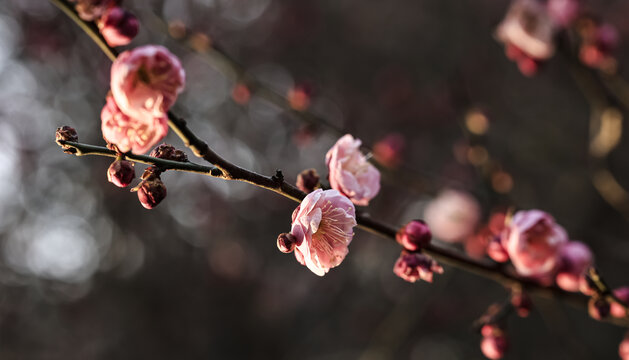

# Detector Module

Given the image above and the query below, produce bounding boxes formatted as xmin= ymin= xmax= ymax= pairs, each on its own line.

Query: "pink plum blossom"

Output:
xmin=496 ymin=0 xmax=556 ymax=60
xmin=101 ymin=95 xmax=169 ymax=154
xmin=289 ymin=189 xmax=357 ymax=276
xmin=423 ymin=189 xmax=481 ymax=243
xmin=480 ymin=325 xmax=508 ymax=360
xmin=547 ymin=0 xmax=580 ymax=27
xmin=325 ymin=134 xmax=381 ymax=206
xmin=621 ymin=332 xmax=629 ymax=360
xmin=393 ymin=252 xmax=443 ymax=283
xmin=396 ymin=220 xmax=431 ymax=252
xmin=502 ymin=210 xmax=568 ymax=278
xmin=611 ymin=287 xmax=629 ymax=318
xmin=111 ymin=45 xmax=185 ymax=120
xmin=555 ymin=241 xmax=593 ymax=292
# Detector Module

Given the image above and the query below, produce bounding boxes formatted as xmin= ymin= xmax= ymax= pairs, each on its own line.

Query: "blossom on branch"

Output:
xmin=107 ymin=158 xmax=135 ymax=188
xmin=555 ymin=241 xmax=593 ymax=292
xmin=501 ymin=210 xmax=568 ymax=278
xmin=111 ymin=45 xmax=185 ymax=120
xmin=325 ymin=134 xmax=380 ymax=206
xmin=393 ymin=251 xmax=443 ymax=283
xmin=98 ymin=7 xmax=139 ymax=47
xmin=424 ymin=189 xmax=480 ymax=243
xmin=289 ymin=189 xmax=356 ymax=276
xmin=101 ymin=95 xmax=169 ymax=154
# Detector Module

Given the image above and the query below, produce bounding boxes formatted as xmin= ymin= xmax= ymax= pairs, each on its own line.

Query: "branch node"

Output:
xmin=210 ymin=167 xmax=223 ymax=177
xmin=272 ymin=169 xmax=284 ymax=186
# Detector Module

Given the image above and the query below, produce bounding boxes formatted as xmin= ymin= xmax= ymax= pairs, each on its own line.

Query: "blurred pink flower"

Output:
xmin=372 ymin=133 xmax=405 ymax=169
xmin=111 ymin=45 xmax=185 ymax=120
xmin=502 ymin=210 xmax=568 ymax=277
xmin=496 ymin=0 xmax=556 ymax=60
xmin=547 ymin=0 xmax=579 ymax=27
xmin=325 ymin=134 xmax=381 ymax=206
xmin=99 ymin=7 xmax=139 ymax=47
xmin=480 ymin=325 xmax=508 ymax=360
xmin=290 ymin=189 xmax=356 ymax=276
xmin=555 ymin=241 xmax=593 ymax=292
xmin=396 ymin=220 xmax=431 ymax=252
xmin=393 ymin=252 xmax=443 ymax=283
xmin=101 ymin=95 xmax=168 ymax=154
xmin=621 ymin=332 xmax=629 ymax=360
xmin=423 ymin=189 xmax=480 ymax=243
xmin=611 ymin=287 xmax=629 ymax=318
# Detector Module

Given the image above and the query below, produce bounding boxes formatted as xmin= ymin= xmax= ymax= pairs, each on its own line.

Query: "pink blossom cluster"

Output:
xmin=69 ymin=0 xmax=139 ymax=47
xmin=480 ymin=324 xmax=508 ymax=360
xmin=576 ymin=18 xmax=619 ymax=71
xmin=101 ymin=45 xmax=185 ymax=155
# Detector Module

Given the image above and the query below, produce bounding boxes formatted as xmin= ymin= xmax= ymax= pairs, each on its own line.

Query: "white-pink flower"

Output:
xmin=101 ymin=95 xmax=168 ymax=154
xmin=502 ymin=210 xmax=568 ymax=278
xmin=496 ymin=0 xmax=556 ymax=60
xmin=290 ymin=189 xmax=357 ymax=276
xmin=325 ymin=134 xmax=381 ymax=206
xmin=111 ymin=45 xmax=185 ymax=120
xmin=423 ymin=189 xmax=481 ymax=243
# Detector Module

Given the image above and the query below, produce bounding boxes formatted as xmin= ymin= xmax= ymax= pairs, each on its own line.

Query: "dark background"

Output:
xmin=1 ymin=0 xmax=629 ymax=358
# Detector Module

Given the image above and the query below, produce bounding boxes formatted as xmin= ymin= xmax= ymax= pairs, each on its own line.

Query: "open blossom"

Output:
xmin=101 ymin=95 xmax=169 ymax=154
xmin=393 ymin=252 xmax=443 ymax=283
xmin=111 ymin=45 xmax=185 ymax=120
xmin=424 ymin=189 xmax=480 ymax=243
xmin=555 ymin=241 xmax=593 ymax=292
xmin=289 ymin=189 xmax=356 ymax=276
xmin=325 ymin=134 xmax=380 ymax=206
xmin=502 ymin=210 xmax=568 ymax=278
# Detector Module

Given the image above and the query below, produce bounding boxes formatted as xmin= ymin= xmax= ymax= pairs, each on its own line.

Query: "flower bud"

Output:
xmin=372 ymin=133 xmax=405 ymax=169
xmin=287 ymin=85 xmax=312 ymax=111
xmin=150 ymin=143 xmax=188 ymax=162
xmin=277 ymin=233 xmax=297 ymax=253
xmin=620 ymin=332 xmax=629 ymax=360
xmin=55 ymin=126 xmax=79 ymax=152
xmin=481 ymin=332 xmax=508 ymax=360
xmin=296 ymin=168 xmax=320 ymax=194
xmin=393 ymin=252 xmax=443 ymax=283
xmin=588 ymin=297 xmax=611 ymax=320
xmin=136 ymin=175 xmax=167 ymax=209
xmin=73 ymin=0 xmax=119 ymax=21
xmin=611 ymin=287 xmax=629 ymax=318
xmin=487 ymin=238 xmax=509 ymax=263
xmin=99 ymin=7 xmax=139 ymax=47
xmin=396 ymin=220 xmax=431 ymax=252
xmin=555 ymin=241 xmax=593 ymax=292
xmin=107 ymin=159 xmax=135 ymax=188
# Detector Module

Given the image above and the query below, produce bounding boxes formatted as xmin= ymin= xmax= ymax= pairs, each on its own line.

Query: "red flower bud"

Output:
xmin=150 ymin=143 xmax=188 ymax=162
xmin=296 ymin=168 xmax=320 ymax=194
xmin=396 ymin=220 xmax=431 ymax=251
xmin=99 ymin=7 xmax=140 ymax=47
xmin=481 ymin=333 xmax=508 ymax=360
xmin=393 ymin=252 xmax=443 ymax=283
xmin=107 ymin=159 xmax=135 ymax=188
xmin=611 ymin=287 xmax=629 ymax=318
xmin=136 ymin=175 xmax=167 ymax=209
xmin=277 ymin=233 xmax=297 ymax=253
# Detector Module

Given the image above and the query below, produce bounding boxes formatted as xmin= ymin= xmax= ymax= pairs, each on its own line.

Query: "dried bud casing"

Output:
xmin=107 ymin=159 xmax=135 ymax=188
xmin=277 ymin=233 xmax=297 ymax=253
xmin=55 ymin=126 xmax=79 ymax=152
xmin=150 ymin=143 xmax=188 ymax=162
xmin=296 ymin=169 xmax=320 ymax=194
xmin=136 ymin=175 xmax=167 ymax=209
xmin=396 ymin=220 xmax=432 ymax=251
xmin=99 ymin=7 xmax=139 ymax=47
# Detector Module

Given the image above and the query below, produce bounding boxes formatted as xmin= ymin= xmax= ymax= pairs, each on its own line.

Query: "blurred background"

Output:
xmin=1 ymin=0 xmax=629 ymax=358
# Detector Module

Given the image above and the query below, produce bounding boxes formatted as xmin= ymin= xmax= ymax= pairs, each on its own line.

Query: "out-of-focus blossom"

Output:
xmin=135 ymin=173 xmax=167 ymax=209
xmin=372 ymin=133 xmax=405 ymax=169
xmin=620 ymin=332 xmax=629 ymax=360
xmin=289 ymin=189 xmax=356 ymax=276
xmin=71 ymin=0 xmax=118 ymax=21
xmin=611 ymin=287 xmax=629 ymax=318
xmin=577 ymin=19 xmax=619 ymax=71
xmin=393 ymin=251 xmax=443 ymax=283
xmin=98 ymin=7 xmax=139 ymax=47
xmin=296 ymin=168 xmax=320 ymax=194
xmin=287 ymin=85 xmax=312 ymax=111
xmin=107 ymin=158 xmax=135 ymax=188
xmin=424 ymin=189 xmax=480 ymax=243
xmin=231 ymin=83 xmax=251 ymax=105
xmin=111 ymin=45 xmax=185 ymax=120
xmin=496 ymin=0 xmax=556 ymax=76
xmin=555 ymin=241 xmax=593 ymax=292
xmin=546 ymin=0 xmax=579 ymax=27
xmin=101 ymin=95 xmax=168 ymax=154
xmin=150 ymin=143 xmax=188 ymax=162
xmin=465 ymin=212 xmax=507 ymax=260
xmin=511 ymin=290 xmax=532 ymax=317
xmin=325 ymin=134 xmax=381 ymax=206
xmin=480 ymin=324 xmax=508 ymax=360
xmin=396 ymin=220 xmax=431 ymax=252
xmin=501 ymin=210 xmax=568 ymax=278
xmin=588 ymin=297 xmax=610 ymax=320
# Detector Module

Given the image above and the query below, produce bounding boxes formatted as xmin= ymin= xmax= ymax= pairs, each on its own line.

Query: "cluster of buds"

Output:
xmin=392 ymin=220 xmax=442 ymax=283
xmin=69 ymin=0 xmax=139 ymax=47
xmin=576 ymin=17 xmax=619 ymax=72
xmin=480 ymin=324 xmax=509 ymax=359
